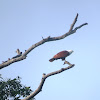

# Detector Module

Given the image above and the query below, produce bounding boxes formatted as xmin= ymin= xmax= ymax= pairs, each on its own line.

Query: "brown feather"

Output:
xmin=53 ymin=51 xmax=69 ymax=59
xmin=49 ymin=58 xmax=55 ymax=62
xmin=49 ymin=51 xmax=70 ymax=62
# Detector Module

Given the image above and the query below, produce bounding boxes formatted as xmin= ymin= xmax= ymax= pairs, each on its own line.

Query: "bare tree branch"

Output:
xmin=22 ymin=64 xmax=75 ymax=100
xmin=0 ymin=14 xmax=88 ymax=69
xmin=69 ymin=13 xmax=78 ymax=31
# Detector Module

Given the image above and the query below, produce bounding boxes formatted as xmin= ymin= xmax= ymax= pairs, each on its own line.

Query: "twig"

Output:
xmin=22 ymin=64 xmax=75 ymax=100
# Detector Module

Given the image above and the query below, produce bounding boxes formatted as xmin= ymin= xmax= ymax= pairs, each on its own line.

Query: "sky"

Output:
xmin=0 ymin=0 xmax=100 ymax=100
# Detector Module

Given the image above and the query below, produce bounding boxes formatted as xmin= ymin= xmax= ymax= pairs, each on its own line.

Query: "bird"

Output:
xmin=49 ymin=50 xmax=73 ymax=62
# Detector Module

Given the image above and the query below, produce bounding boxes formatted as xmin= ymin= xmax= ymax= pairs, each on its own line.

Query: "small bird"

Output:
xmin=49 ymin=50 xmax=73 ymax=62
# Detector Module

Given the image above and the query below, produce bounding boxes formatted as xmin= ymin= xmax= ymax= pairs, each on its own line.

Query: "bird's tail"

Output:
xmin=49 ymin=58 xmax=55 ymax=62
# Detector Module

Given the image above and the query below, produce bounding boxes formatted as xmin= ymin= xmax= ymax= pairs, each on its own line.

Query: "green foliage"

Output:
xmin=0 ymin=75 xmax=33 ymax=100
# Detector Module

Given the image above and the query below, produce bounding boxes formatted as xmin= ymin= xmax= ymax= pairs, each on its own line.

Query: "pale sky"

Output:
xmin=0 ymin=0 xmax=100 ymax=100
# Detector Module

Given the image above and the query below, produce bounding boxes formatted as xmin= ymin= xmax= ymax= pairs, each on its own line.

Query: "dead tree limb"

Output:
xmin=0 ymin=13 xmax=88 ymax=69
xmin=22 ymin=64 xmax=75 ymax=100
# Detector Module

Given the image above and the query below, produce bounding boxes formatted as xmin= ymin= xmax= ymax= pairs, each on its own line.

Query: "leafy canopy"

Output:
xmin=0 ymin=75 xmax=33 ymax=100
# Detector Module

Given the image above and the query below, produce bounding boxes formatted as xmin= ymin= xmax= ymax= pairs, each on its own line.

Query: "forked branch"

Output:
xmin=0 ymin=13 xmax=88 ymax=69
xmin=22 ymin=64 xmax=75 ymax=100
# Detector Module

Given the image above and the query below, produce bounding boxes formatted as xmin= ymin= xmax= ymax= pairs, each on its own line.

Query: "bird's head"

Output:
xmin=67 ymin=50 xmax=74 ymax=55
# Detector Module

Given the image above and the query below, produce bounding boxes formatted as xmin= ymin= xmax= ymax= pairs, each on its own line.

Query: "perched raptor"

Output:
xmin=49 ymin=50 xmax=73 ymax=62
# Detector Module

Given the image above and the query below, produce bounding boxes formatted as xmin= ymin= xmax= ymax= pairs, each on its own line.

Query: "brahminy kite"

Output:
xmin=49 ymin=50 xmax=73 ymax=62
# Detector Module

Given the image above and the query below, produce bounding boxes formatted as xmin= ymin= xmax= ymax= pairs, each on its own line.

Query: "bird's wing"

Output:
xmin=53 ymin=51 xmax=69 ymax=59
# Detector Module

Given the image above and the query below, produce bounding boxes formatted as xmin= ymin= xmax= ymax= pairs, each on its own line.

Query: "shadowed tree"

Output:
xmin=0 ymin=75 xmax=34 ymax=100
